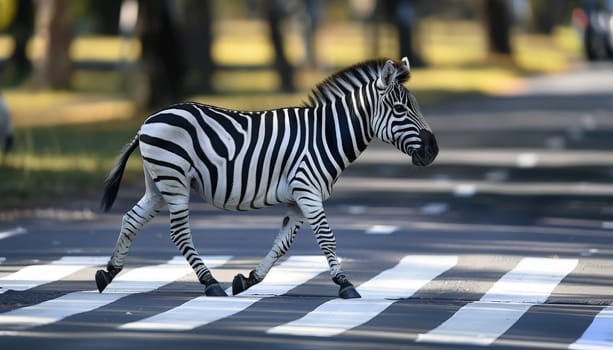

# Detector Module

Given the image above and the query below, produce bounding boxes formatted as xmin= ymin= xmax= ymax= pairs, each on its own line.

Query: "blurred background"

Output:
xmin=0 ymin=0 xmax=610 ymax=209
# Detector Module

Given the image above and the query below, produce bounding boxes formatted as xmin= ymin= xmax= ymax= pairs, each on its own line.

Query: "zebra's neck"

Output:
xmin=313 ymin=86 xmax=375 ymax=170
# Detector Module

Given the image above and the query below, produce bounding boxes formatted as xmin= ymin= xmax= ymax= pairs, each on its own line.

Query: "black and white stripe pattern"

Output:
xmin=98 ymin=58 xmax=438 ymax=296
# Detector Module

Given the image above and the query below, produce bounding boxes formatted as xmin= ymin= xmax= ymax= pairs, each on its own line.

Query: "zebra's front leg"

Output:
xmin=167 ymin=201 xmax=227 ymax=296
xmin=232 ymin=204 xmax=303 ymax=295
xmin=297 ymin=197 xmax=361 ymax=299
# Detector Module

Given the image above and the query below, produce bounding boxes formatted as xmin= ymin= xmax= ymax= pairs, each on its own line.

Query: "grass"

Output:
xmin=1 ymin=117 xmax=144 ymax=209
xmin=5 ymin=90 xmax=135 ymax=128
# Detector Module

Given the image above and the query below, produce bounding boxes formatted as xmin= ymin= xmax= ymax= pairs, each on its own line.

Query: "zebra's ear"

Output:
xmin=402 ymin=57 xmax=411 ymax=72
xmin=377 ymin=59 xmax=397 ymax=90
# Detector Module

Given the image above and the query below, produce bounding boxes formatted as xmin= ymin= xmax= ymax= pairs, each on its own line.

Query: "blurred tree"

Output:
xmin=265 ymin=0 xmax=295 ymax=92
xmin=90 ymin=0 xmax=121 ymax=35
xmin=138 ymin=0 xmax=213 ymax=108
xmin=355 ymin=0 xmax=424 ymax=66
xmin=482 ymin=0 xmax=513 ymax=61
xmin=139 ymin=0 xmax=184 ymax=108
xmin=529 ymin=0 xmax=567 ymax=34
xmin=181 ymin=0 xmax=214 ymax=95
xmin=302 ymin=0 xmax=322 ymax=68
xmin=387 ymin=0 xmax=425 ymax=67
xmin=34 ymin=0 xmax=73 ymax=89
xmin=5 ymin=0 xmax=34 ymax=84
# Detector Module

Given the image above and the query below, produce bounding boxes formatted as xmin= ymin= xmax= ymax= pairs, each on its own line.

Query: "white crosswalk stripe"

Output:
xmin=0 ymin=256 xmax=108 ymax=294
xmin=416 ymin=257 xmax=579 ymax=346
xmin=0 ymin=256 xmax=231 ymax=330
xmin=569 ymin=305 xmax=613 ymax=350
xmin=0 ymin=227 xmax=27 ymax=241
xmin=119 ymin=255 xmax=328 ymax=331
xmin=267 ymin=255 xmax=458 ymax=337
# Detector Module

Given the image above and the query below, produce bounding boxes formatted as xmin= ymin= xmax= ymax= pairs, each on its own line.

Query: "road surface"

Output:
xmin=1 ymin=64 xmax=612 ymax=349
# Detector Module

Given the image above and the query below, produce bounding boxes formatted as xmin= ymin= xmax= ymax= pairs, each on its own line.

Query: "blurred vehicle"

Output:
xmin=573 ymin=0 xmax=613 ymax=60
xmin=0 ymin=92 xmax=13 ymax=156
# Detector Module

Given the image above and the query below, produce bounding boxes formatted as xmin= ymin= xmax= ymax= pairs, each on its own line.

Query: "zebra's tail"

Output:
xmin=100 ymin=135 xmax=139 ymax=212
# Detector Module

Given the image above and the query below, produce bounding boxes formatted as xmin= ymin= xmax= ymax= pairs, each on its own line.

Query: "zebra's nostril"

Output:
xmin=411 ymin=129 xmax=438 ymax=166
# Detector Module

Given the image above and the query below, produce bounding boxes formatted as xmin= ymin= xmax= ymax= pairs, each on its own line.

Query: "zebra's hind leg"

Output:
xmin=232 ymin=204 xmax=303 ymax=295
xmin=96 ymin=192 xmax=165 ymax=292
xmin=166 ymin=200 xmax=226 ymax=296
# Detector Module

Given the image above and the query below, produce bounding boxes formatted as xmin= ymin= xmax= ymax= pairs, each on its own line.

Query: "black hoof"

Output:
xmin=333 ymin=274 xmax=361 ymax=299
xmin=339 ymin=284 xmax=361 ymax=299
xmin=95 ymin=265 xmax=122 ymax=293
xmin=232 ymin=273 xmax=249 ymax=295
xmin=95 ymin=269 xmax=112 ymax=293
xmin=204 ymin=283 xmax=227 ymax=296
xmin=232 ymin=270 xmax=260 ymax=295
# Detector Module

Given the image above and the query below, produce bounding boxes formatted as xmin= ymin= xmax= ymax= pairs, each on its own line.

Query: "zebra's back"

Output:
xmin=138 ymin=103 xmax=307 ymax=211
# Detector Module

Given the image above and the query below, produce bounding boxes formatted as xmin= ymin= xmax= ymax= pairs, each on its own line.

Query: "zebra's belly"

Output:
xmin=199 ymin=176 xmax=294 ymax=211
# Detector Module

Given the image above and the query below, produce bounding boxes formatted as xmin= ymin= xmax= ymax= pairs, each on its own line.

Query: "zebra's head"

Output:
xmin=372 ymin=58 xmax=438 ymax=167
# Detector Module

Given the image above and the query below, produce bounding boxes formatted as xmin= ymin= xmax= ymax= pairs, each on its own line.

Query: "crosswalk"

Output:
xmin=416 ymin=258 xmax=578 ymax=346
xmin=0 ymin=254 xmax=611 ymax=349
xmin=0 ymin=256 xmax=230 ymax=330
xmin=120 ymin=255 xmax=328 ymax=331
xmin=268 ymin=255 xmax=458 ymax=337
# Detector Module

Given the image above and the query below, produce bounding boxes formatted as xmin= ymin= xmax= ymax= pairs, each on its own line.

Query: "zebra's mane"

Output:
xmin=305 ymin=58 xmax=410 ymax=107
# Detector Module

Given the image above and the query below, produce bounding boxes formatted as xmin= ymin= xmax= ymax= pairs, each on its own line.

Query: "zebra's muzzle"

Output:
xmin=412 ymin=129 xmax=438 ymax=166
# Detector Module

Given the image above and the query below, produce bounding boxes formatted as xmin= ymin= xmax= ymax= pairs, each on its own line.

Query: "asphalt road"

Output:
xmin=1 ymin=64 xmax=613 ymax=349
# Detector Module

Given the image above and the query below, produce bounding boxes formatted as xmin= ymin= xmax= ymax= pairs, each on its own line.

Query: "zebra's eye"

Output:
xmin=393 ymin=104 xmax=407 ymax=114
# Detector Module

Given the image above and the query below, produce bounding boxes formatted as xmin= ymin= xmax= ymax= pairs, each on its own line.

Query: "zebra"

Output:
xmin=95 ymin=57 xmax=438 ymax=299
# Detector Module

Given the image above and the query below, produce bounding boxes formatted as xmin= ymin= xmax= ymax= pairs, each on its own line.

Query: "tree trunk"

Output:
xmin=138 ymin=0 xmax=185 ymax=108
xmin=180 ymin=0 xmax=214 ymax=95
xmin=91 ymin=0 xmax=122 ymax=35
xmin=392 ymin=0 xmax=425 ymax=67
xmin=483 ymin=0 xmax=513 ymax=59
xmin=138 ymin=0 xmax=215 ymax=108
xmin=265 ymin=0 xmax=295 ymax=92
xmin=529 ymin=0 xmax=567 ymax=34
xmin=34 ymin=0 xmax=73 ymax=89
xmin=7 ymin=0 xmax=34 ymax=84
